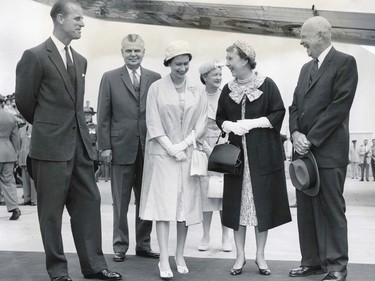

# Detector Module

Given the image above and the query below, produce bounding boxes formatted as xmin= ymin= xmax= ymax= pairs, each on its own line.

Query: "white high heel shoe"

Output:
xmin=174 ymin=257 xmax=189 ymax=274
xmin=158 ymin=262 xmax=173 ymax=279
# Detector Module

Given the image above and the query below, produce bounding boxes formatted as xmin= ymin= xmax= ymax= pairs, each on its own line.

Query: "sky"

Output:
xmin=1 ymin=0 xmax=374 ymax=139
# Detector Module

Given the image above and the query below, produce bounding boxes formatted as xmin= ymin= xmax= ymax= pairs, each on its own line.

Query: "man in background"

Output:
xmin=359 ymin=139 xmax=371 ymax=181
xmin=97 ymin=34 xmax=161 ymax=262
xmin=0 ymin=96 xmax=21 ymax=220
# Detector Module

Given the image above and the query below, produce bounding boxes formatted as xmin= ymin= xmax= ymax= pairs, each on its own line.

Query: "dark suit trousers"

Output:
xmin=296 ymin=167 xmax=348 ymax=273
xmin=32 ymin=134 xmax=107 ymax=278
xmin=111 ymin=144 xmax=152 ymax=253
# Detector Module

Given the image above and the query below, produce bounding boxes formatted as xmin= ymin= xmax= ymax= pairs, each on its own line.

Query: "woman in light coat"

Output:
xmin=140 ymin=40 xmax=207 ymax=279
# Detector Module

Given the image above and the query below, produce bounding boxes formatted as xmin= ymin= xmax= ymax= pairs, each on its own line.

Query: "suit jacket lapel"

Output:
xmin=120 ymin=66 xmax=138 ymax=99
xmin=139 ymin=67 xmax=149 ymax=100
xmin=71 ymin=48 xmax=83 ymax=105
xmin=46 ymin=38 xmax=76 ymax=103
xmin=306 ymin=47 xmax=336 ymax=92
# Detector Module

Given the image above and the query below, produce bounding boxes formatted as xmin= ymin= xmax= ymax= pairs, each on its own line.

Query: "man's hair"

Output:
xmin=50 ymin=0 xmax=79 ymax=22
xmin=121 ymin=34 xmax=145 ymax=47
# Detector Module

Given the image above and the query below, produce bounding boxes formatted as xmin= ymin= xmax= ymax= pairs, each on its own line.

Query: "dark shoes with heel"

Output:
xmin=230 ymin=259 xmax=271 ymax=276
xmin=255 ymin=260 xmax=271 ymax=276
xmin=230 ymin=259 xmax=246 ymax=275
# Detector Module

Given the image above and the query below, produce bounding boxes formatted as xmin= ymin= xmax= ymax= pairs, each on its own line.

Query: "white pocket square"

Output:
xmin=82 ymin=73 xmax=85 ymax=77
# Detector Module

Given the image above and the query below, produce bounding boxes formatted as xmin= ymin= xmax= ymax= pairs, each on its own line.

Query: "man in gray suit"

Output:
xmin=15 ymin=1 xmax=122 ymax=280
xmin=97 ymin=34 xmax=161 ymax=262
xmin=0 ymin=101 xmax=21 ymax=220
xmin=289 ymin=16 xmax=358 ymax=281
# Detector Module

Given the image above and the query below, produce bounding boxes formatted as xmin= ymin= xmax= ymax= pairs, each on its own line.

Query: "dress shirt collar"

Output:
xmin=50 ymin=35 xmax=73 ymax=66
xmin=126 ymin=66 xmax=141 ymax=84
xmin=317 ymin=45 xmax=332 ymax=68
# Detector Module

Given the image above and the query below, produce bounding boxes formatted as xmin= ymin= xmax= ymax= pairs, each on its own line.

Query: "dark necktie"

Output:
xmin=65 ymin=46 xmax=76 ymax=88
xmin=132 ymin=70 xmax=140 ymax=91
xmin=309 ymin=58 xmax=319 ymax=85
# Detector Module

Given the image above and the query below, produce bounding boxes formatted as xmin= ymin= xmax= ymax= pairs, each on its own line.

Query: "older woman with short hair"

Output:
xmin=197 ymin=61 xmax=232 ymax=252
xmin=216 ymin=40 xmax=291 ymax=276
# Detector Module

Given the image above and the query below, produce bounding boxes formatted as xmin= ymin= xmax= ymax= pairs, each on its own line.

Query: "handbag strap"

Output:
xmin=215 ymin=130 xmax=226 ymax=144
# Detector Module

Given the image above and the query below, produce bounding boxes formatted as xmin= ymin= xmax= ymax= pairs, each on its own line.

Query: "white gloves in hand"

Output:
xmin=238 ymin=117 xmax=272 ymax=131
xmin=168 ymin=141 xmax=188 ymax=156
xmin=222 ymin=121 xmax=248 ymax=136
xmin=174 ymin=151 xmax=187 ymax=161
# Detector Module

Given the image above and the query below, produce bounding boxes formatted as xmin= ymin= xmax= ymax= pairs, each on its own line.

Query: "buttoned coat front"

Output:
xmin=97 ymin=66 xmax=161 ymax=164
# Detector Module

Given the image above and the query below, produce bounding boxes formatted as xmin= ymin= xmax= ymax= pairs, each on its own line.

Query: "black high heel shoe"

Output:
xmin=255 ymin=260 xmax=271 ymax=276
xmin=230 ymin=259 xmax=246 ymax=276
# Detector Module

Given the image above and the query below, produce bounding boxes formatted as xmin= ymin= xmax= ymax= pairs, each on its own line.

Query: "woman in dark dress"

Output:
xmin=216 ymin=41 xmax=291 ymax=276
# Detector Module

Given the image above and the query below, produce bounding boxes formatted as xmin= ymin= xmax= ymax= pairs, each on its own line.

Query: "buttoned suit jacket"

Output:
xmin=15 ymin=37 xmax=94 ymax=161
xmin=289 ymin=47 xmax=358 ymax=168
xmin=97 ymin=65 xmax=161 ymax=164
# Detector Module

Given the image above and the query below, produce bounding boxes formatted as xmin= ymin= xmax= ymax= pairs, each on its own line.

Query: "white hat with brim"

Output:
xmin=164 ymin=40 xmax=191 ymax=63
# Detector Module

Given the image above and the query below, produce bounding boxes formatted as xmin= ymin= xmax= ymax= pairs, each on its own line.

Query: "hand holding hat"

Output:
xmin=289 ymin=151 xmax=320 ymax=196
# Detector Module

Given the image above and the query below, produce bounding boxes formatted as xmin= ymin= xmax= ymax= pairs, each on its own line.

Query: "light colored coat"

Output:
xmin=139 ymin=75 xmax=207 ymax=226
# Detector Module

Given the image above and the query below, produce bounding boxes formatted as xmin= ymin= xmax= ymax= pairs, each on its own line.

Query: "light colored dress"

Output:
xmin=139 ymin=75 xmax=207 ymax=226
xmin=200 ymin=89 xmax=224 ymax=212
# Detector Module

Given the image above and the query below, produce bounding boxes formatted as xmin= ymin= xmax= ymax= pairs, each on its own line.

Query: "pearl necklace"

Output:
xmin=237 ymin=72 xmax=254 ymax=85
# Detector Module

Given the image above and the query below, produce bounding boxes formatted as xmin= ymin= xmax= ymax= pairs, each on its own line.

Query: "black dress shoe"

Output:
xmin=51 ymin=277 xmax=73 ymax=281
xmin=136 ymin=249 xmax=159 ymax=259
xmin=289 ymin=265 xmax=323 ymax=277
xmin=230 ymin=259 xmax=246 ymax=275
xmin=0 ymin=201 xmax=6 ymax=206
xmin=322 ymin=270 xmax=347 ymax=281
xmin=84 ymin=269 xmax=122 ymax=280
xmin=113 ymin=252 xmax=125 ymax=262
xmin=255 ymin=260 xmax=271 ymax=276
xmin=9 ymin=208 xmax=21 ymax=220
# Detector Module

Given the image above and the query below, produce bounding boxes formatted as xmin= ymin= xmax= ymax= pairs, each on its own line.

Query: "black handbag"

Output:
xmin=208 ymin=134 xmax=243 ymax=176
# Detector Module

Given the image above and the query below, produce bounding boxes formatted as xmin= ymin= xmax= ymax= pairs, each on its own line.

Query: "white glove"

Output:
xmin=184 ymin=131 xmax=195 ymax=146
xmin=174 ymin=151 xmax=187 ymax=161
xmin=222 ymin=121 xmax=248 ymax=136
xmin=157 ymin=136 xmax=173 ymax=154
xmin=238 ymin=117 xmax=272 ymax=131
xmin=168 ymin=141 xmax=188 ymax=156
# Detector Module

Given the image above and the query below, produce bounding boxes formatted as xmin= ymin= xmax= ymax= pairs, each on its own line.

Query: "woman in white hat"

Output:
xmin=197 ymin=61 xmax=232 ymax=252
xmin=216 ymin=41 xmax=291 ymax=276
xmin=139 ymin=40 xmax=207 ymax=279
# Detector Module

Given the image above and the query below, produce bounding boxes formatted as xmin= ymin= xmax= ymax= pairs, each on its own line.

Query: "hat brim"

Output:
xmin=290 ymin=151 xmax=320 ymax=196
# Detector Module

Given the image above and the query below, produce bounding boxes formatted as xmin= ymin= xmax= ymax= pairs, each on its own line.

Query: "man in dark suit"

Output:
xmin=0 ymin=103 xmax=21 ymax=220
xmin=289 ymin=16 xmax=358 ymax=281
xmin=97 ymin=34 xmax=161 ymax=262
xmin=15 ymin=1 xmax=122 ymax=280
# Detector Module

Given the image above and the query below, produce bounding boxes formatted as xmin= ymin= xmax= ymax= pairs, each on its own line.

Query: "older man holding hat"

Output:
xmin=289 ymin=16 xmax=357 ymax=281
xmin=140 ymin=40 xmax=207 ymax=279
